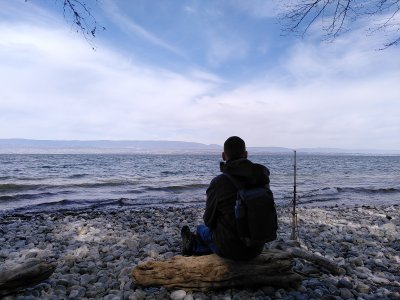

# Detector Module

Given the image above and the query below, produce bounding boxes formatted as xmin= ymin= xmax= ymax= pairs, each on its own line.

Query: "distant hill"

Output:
xmin=0 ymin=139 xmax=398 ymax=155
xmin=247 ymin=147 xmax=293 ymax=153
xmin=296 ymin=147 xmax=400 ymax=155
xmin=245 ymin=147 xmax=400 ymax=155
xmin=0 ymin=139 xmax=221 ymax=154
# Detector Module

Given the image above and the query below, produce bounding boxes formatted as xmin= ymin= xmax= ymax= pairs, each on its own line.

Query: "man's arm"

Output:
xmin=203 ymin=178 xmax=219 ymax=228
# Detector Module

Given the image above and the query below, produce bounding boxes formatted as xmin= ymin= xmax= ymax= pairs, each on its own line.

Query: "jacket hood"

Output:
xmin=220 ymin=158 xmax=270 ymax=186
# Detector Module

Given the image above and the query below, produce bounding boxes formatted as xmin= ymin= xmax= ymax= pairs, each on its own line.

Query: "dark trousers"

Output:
xmin=194 ymin=224 xmax=218 ymax=255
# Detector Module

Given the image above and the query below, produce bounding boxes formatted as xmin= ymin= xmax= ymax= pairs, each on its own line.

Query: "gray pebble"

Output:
xmin=69 ymin=289 xmax=80 ymax=299
xmin=24 ymin=252 xmax=38 ymax=259
xmin=356 ymin=283 xmax=370 ymax=294
xmin=130 ymin=289 xmax=146 ymax=300
xmin=80 ymin=273 xmax=95 ymax=285
xmin=339 ymin=288 xmax=353 ymax=299
xmin=170 ymin=289 xmax=187 ymax=300
xmin=1 ymin=206 xmax=398 ymax=300
xmin=164 ymin=251 xmax=174 ymax=259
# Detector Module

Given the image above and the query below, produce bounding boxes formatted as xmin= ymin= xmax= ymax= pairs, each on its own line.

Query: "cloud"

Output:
xmin=225 ymin=0 xmax=280 ymax=18
xmin=100 ymin=0 xmax=183 ymax=56
xmin=1 ymin=14 xmax=400 ymax=149
xmin=0 ymin=0 xmax=59 ymax=25
xmin=206 ymin=35 xmax=248 ymax=67
xmin=1 ymin=1 xmax=399 ymax=150
xmin=199 ymin=31 xmax=400 ymax=149
xmin=176 ymin=20 xmax=400 ymax=149
xmin=0 ymin=17 xmax=222 ymax=141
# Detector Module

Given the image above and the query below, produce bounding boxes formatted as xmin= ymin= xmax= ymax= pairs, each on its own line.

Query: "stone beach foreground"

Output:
xmin=0 ymin=204 xmax=399 ymax=300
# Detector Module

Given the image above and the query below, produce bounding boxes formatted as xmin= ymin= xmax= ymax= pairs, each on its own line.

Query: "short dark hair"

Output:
xmin=224 ymin=136 xmax=246 ymax=159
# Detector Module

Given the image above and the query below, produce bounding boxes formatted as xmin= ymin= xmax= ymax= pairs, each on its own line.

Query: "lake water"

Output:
xmin=0 ymin=153 xmax=399 ymax=213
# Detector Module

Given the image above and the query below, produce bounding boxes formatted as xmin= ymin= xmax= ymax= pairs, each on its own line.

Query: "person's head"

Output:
xmin=222 ymin=136 xmax=248 ymax=161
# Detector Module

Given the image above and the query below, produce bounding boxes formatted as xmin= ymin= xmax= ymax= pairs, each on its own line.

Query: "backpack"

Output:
xmin=224 ymin=173 xmax=278 ymax=247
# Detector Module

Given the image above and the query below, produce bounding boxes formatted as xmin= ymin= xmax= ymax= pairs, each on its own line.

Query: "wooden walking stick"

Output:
xmin=291 ymin=150 xmax=297 ymax=240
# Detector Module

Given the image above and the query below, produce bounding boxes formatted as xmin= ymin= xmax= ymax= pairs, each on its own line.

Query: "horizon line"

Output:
xmin=0 ymin=138 xmax=399 ymax=154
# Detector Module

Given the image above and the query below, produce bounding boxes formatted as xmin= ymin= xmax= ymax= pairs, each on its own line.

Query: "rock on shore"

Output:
xmin=0 ymin=204 xmax=399 ymax=299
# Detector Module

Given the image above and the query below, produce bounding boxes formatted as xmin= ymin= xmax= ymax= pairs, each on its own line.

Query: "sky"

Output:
xmin=0 ymin=0 xmax=400 ymax=150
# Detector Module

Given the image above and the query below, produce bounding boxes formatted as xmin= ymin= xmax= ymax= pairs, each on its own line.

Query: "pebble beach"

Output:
xmin=1 ymin=204 xmax=399 ymax=300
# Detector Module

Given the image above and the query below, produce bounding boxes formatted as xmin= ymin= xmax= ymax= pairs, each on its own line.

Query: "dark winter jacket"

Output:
xmin=204 ymin=158 xmax=270 ymax=260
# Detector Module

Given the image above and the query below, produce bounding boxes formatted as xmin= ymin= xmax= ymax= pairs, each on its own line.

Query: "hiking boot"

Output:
xmin=181 ymin=225 xmax=194 ymax=256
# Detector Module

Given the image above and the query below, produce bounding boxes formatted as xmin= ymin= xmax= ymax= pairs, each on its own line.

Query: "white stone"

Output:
xmin=69 ymin=289 xmax=80 ymax=298
xmin=371 ymin=275 xmax=390 ymax=284
xmin=170 ymin=289 xmax=187 ymax=300
xmin=376 ymin=287 xmax=391 ymax=296
xmin=183 ymin=294 xmax=194 ymax=300
xmin=125 ymin=239 xmax=139 ymax=251
xmin=164 ymin=252 xmax=174 ymax=259
xmin=74 ymin=245 xmax=89 ymax=258
xmin=356 ymin=283 xmax=370 ymax=294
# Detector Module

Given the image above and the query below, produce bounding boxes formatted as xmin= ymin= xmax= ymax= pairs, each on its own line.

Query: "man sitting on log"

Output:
xmin=181 ymin=136 xmax=277 ymax=260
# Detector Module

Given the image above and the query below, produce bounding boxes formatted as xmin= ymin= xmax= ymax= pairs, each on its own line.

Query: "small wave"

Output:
xmin=297 ymin=186 xmax=400 ymax=200
xmin=161 ymin=171 xmax=180 ymax=175
xmin=10 ymin=192 xmax=57 ymax=200
xmin=20 ymin=197 xmax=135 ymax=212
xmin=16 ymin=198 xmax=106 ymax=212
xmin=113 ymin=189 xmax=144 ymax=195
xmin=13 ymin=199 xmax=85 ymax=213
xmin=0 ymin=195 xmax=16 ymax=202
xmin=0 ymin=183 xmax=42 ymax=192
xmin=17 ymin=177 xmax=48 ymax=181
xmin=298 ymin=187 xmax=339 ymax=198
xmin=0 ymin=181 xmax=136 ymax=193
xmin=92 ymin=198 xmax=130 ymax=208
xmin=298 ymin=197 xmax=341 ymax=205
xmin=67 ymin=174 xmax=88 ymax=179
xmin=294 ymin=186 xmax=400 ymax=206
xmin=337 ymin=187 xmax=400 ymax=194
xmin=146 ymin=183 xmax=208 ymax=192
xmin=70 ymin=182 xmax=133 ymax=188
xmin=35 ymin=199 xmax=78 ymax=207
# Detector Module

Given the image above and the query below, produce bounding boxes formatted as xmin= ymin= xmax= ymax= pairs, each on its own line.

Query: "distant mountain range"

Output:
xmin=250 ymin=147 xmax=400 ymax=155
xmin=0 ymin=139 xmax=399 ymax=155
xmin=0 ymin=139 xmax=220 ymax=154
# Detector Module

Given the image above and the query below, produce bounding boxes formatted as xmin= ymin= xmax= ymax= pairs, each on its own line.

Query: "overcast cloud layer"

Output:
xmin=0 ymin=0 xmax=399 ymax=150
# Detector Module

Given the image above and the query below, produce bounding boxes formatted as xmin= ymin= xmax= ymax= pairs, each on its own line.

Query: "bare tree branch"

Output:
xmin=26 ymin=0 xmax=105 ymax=50
xmin=281 ymin=0 xmax=400 ymax=48
xmin=61 ymin=0 xmax=104 ymax=49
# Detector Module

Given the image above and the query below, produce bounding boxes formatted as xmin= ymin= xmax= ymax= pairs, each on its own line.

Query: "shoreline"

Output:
xmin=1 ymin=204 xmax=399 ymax=299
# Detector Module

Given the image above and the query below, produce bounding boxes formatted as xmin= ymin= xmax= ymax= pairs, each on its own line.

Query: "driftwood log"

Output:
xmin=270 ymin=241 xmax=346 ymax=276
xmin=0 ymin=259 xmax=56 ymax=297
xmin=286 ymin=247 xmax=345 ymax=276
xmin=132 ymin=249 xmax=302 ymax=290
